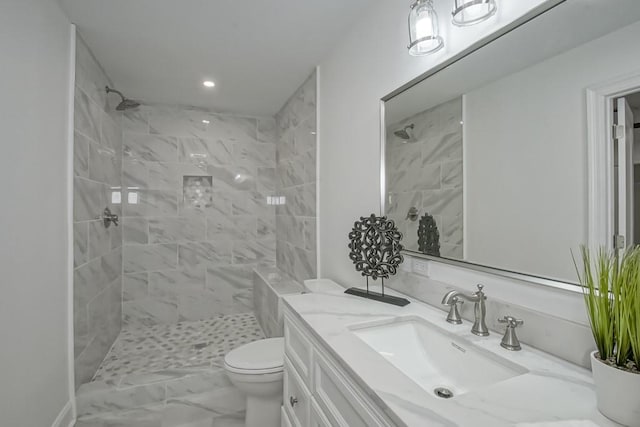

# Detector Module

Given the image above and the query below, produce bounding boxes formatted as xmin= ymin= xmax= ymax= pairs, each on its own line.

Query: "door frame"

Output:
xmin=64 ymin=23 xmax=78 ymax=425
xmin=586 ymin=69 xmax=640 ymax=251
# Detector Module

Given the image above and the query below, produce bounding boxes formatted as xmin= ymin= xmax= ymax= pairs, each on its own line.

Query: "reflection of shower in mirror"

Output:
xmin=393 ymin=124 xmax=415 ymax=142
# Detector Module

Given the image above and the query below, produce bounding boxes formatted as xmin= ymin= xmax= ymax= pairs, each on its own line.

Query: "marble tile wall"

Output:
xmin=386 ymin=97 xmax=463 ymax=258
xmin=121 ymin=104 xmax=277 ymax=326
xmin=253 ymin=266 xmax=303 ymax=337
xmin=73 ymin=35 xmax=124 ymax=389
xmin=275 ymin=71 xmax=318 ymax=282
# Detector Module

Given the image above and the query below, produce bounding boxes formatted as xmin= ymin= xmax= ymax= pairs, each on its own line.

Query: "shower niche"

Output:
xmin=183 ymin=175 xmax=213 ymax=208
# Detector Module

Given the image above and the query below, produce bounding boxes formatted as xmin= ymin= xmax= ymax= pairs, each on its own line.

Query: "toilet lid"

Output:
xmin=224 ymin=337 xmax=284 ymax=374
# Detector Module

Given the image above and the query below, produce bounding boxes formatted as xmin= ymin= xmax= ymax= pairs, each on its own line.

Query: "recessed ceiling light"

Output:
xmin=202 ymin=119 xmax=210 ymax=124
xmin=203 ymin=80 xmax=215 ymax=88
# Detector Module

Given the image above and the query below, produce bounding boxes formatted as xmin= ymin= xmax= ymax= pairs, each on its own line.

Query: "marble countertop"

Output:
xmin=282 ymin=280 xmax=621 ymax=427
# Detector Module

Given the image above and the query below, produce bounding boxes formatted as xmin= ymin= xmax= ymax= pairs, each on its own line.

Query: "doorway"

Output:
xmin=613 ymin=93 xmax=640 ymax=248
xmin=586 ymin=72 xmax=640 ymax=252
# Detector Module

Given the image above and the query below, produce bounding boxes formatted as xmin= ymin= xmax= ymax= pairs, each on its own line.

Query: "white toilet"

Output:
xmin=224 ymin=337 xmax=285 ymax=427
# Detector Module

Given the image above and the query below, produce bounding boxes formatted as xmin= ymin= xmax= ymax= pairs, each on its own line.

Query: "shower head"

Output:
xmin=105 ymin=86 xmax=141 ymax=111
xmin=394 ymin=124 xmax=415 ymax=141
xmin=116 ymin=98 xmax=141 ymax=111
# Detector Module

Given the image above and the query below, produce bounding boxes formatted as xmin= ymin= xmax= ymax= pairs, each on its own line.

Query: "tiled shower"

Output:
xmin=386 ymin=97 xmax=463 ymax=259
xmin=72 ymin=31 xmax=317 ymax=424
xmin=275 ymin=72 xmax=318 ymax=283
xmin=120 ymin=104 xmax=277 ymax=326
xmin=73 ymin=35 xmax=124 ymax=389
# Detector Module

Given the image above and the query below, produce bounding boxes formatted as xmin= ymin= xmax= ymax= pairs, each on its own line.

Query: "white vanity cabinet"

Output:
xmin=282 ymin=308 xmax=395 ymax=427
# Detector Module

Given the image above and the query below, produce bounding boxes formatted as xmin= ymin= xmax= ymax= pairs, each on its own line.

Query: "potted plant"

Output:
xmin=574 ymin=246 xmax=640 ymax=426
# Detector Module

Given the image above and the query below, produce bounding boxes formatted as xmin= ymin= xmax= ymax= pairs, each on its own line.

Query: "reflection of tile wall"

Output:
xmin=73 ymin=35 xmax=123 ymax=389
xmin=386 ymin=97 xmax=463 ymax=258
xmin=121 ymin=104 xmax=276 ymax=326
xmin=274 ymin=72 xmax=317 ymax=283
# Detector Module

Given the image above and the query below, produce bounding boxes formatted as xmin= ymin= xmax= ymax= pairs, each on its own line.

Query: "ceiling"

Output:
xmin=59 ymin=0 xmax=373 ymax=116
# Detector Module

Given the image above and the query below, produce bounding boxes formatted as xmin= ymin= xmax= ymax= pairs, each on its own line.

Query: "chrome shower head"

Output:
xmin=116 ymin=98 xmax=141 ymax=111
xmin=394 ymin=124 xmax=415 ymax=141
xmin=105 ymin=86 xmax=141 ymax=111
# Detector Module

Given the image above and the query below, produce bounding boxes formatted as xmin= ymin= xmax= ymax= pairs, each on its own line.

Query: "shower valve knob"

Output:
xmin=98 ymin=207 xmax=119 ymax=229
xmin=406 ymin=206 xmax=419 ymax=221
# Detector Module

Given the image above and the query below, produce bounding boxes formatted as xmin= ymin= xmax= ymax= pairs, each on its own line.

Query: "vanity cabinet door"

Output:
xmin=281 ymin=406 xmax=293 ymax=427
xmin=283 ymin=356 xmax=311 ymax=427
xmin=310 ymin=399 xmax=332 ymax=427
xmin=284 ymin=312 xmax=313 ymax=386
xmin=313 ymin=351 xmax=390 ymax=427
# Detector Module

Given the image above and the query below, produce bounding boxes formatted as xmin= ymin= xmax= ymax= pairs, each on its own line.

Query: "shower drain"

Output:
xmin=192 ymin=342 xmax=209 ymax=350
xmin=433 ymin=387 xmax=454 ymax=399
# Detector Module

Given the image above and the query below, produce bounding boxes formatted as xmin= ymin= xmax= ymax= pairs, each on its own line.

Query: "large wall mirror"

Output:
xmin=382 ymin=0 xmax=640 ymax=284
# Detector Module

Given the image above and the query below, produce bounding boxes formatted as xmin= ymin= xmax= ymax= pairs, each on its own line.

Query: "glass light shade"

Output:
xmin=452 ymin=0 xmax=497 ymax=26
xmin=408 ymin=0 xmax=444 ymax=56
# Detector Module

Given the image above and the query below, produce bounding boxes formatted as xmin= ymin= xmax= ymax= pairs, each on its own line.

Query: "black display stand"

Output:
xmin=345 ymin=283 xmax=410 ymax=307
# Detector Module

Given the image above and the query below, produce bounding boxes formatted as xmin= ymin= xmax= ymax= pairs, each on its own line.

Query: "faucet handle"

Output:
xmin=498 ymin=315 xmax=524 ymax=328
xmin=474 ymin=283 xmax=486 ymax=298
xmin=498 ymin=315 xmax=524 ymax=351
xmin=444 ymin=297 xmax=464 ymax=325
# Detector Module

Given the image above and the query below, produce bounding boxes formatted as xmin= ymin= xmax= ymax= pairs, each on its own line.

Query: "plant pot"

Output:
xmin=591 ymin=351 xmax=640 ymax=426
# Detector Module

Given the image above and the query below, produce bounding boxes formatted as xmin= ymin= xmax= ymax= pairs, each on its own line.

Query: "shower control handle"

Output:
xmin=98 ymin=207 xmax=119 ymax=228
xmin=406 ymin=206 xmax=419 ymax=221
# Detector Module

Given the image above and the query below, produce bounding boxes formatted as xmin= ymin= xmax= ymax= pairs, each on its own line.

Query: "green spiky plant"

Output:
xmin=573 ymin=245 xmax=640 ymax=372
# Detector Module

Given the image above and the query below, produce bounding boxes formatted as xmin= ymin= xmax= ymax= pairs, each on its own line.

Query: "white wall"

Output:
xmin=0 ymin=1 xmax=73 ymax=425
xmin=317 ymin=0 xmax=554 ymax=285
xmin=464 ymin=20 xmax=640 ymax=282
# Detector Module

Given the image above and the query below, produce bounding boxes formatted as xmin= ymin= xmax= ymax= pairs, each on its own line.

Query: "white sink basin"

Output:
xmin=350 ymin=316 xmax=527 ymax=398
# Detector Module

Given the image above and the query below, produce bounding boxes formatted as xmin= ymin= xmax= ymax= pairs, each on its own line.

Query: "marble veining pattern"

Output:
xmin=275 ymin=71 xmax=317 ymax=283
xmin=283 ymin=282 xmax=616 ymax=427
xmin=76 ymin=398 xmax=245 ymax=427
xmin=73 ymin=34 xmax=124 ymax=390
xmin=253 ymin=266 xmax=303 ymax=337
xmin=386 ymin=97 xmax=463 ymax=259
xmin=122 ymin=103 xmax=277 ymax=326
xmin=75 ymin=313 xmax=261 ymax=426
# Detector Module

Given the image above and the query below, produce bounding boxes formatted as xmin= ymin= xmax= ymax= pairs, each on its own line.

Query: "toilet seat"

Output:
xmin=224 ymin=337 xmax=284 ymax=375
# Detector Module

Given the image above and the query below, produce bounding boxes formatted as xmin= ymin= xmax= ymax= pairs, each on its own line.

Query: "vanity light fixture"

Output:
xmin=408 ymin=0 xmax=444 ymax=56
xmin=203 ymin=80 xmax=215 ymax=88
xmin=452 ymin=0 xmax=497 ymax=26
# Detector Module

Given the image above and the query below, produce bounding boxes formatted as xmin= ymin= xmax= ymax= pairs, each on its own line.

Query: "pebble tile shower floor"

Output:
xmin=93 ymin=313 xmax=263 ymax=382
xmin=75 ymin=313 xmax=265 ymax=427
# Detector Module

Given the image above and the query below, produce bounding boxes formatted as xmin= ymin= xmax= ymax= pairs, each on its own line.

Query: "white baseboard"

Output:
xmin=51 ymin=400 xmax=75 ymax=427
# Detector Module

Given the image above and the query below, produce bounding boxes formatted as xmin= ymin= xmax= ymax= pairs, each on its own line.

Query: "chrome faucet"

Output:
xmin=441 ymin=284 xmax=489 ymax=336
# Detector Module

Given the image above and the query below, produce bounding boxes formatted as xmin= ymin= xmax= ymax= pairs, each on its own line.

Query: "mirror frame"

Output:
xmin=379 ymin=0 xmax=586 ymax=291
